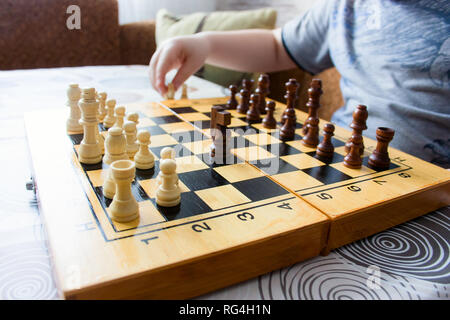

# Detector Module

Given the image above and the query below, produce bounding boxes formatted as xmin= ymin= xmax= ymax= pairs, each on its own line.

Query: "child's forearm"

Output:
xmin=200 ymin=29 xmax=296 ymax=73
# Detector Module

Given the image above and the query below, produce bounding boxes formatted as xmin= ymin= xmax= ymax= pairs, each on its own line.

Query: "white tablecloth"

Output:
xmin=0 ymin=65 xmax=448 ymax=300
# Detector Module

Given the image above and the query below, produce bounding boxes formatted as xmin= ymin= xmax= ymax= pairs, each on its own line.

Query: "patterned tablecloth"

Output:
xmin=0 ymin=65 xmax=448 ymax=300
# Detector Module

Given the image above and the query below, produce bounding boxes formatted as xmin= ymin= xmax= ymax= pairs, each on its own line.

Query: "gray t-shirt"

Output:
xmin=282 ymin=0 xmax=449 ymax=168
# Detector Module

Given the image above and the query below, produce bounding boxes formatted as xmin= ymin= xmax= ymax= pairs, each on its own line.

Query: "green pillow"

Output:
xmin=155 ymin=8 xmax=277 ymax=88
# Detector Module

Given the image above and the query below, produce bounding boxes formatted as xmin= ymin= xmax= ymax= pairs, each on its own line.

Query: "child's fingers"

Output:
xmin=172 ymin=61 xmax=199 ymax=90
xmin=148 ymin=49 xmax=161 ymax=92
xmin=154 ymin=48 xmax=176 ymax=95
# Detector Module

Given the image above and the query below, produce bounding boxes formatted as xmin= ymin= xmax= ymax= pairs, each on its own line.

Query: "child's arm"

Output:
xmin=149 ymin=29 xmax=296 ymax=95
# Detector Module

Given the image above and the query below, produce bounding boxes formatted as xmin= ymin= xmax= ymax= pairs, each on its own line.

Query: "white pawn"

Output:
xmin=98 ymin=92 xmax=107 ymax=122
xmin=103 ymin=99 xmax=116 ymax=128
xmin=103 ymin=127 xmax=128 ymax=165
xmin=156 ymin=159 xmax=181 ymax=207
xmin=113 ymin=106 xmax=126 ymax=129
xmin=124 ymin=121 xmax=139 ymax=159
xmin=78 ymin=88 xmax=102 ymax=164
xmin=109 ymin=160 xmax=139 ymax=222
xmin=127 ymin=112 xmax=139 ymax=126
xmin=161 ymin=146 xmax=175 ymax=160
xmin=156 ymin=147 xmax=176 ymax=185
xmin=103 ymin=128 xmax=128 ymax=199
xmin=66 ymin=84 xmax=83 ymax=133
xmin=134 ymin=130 xmax=155 ymax=169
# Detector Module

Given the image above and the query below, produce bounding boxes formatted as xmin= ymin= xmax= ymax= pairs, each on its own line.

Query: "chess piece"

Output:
xmin=165 ymin=83 xmax=175 ymax=99
xmin=226 ymin=85 xmax=238 ymax=110
xmin=97 ymin=92 xmax=107 ymax=122
xmin=134 ymin=130 xmax=155 ymax=170
xmin=262 ymin=100 xmax=277 ymax=129
xmin=103 ymin=99 xmax=116 ymax=128
xmin=368 ymin=127 xmax=395 ymax=169
xmin=246 ymin=93 xmax=261 ymax=123
xmin=109 ymin=160 xmax=139 ymax=222
xmin=113 ymin=106 xmax=126 ymax=129
xmin=103 ymin=127 xmax=128 ymax=165
xmin=181 ymin=83 xmax=188 ymax=99
xmin=124 ymin=121 xmax=139 ymax=159
xmin=303 ymin=79 xmax=322 ymax=135
xmin=160 ymin=146 xmax=175 ymax=160
xmin=301 ymin=117 xmax=320 ymax=148
xmin=156 ymin=159 xmax=181 ymax=207
xmin=96 ymin=111 xmax=105 ymax=155
xmin=255 ymin=74 xmax=269 ymax=114
xmin=316 ymin=123 xmax=335 ymax=158
xmin=103 ymin=168 xmax=116 ymax=199
xmin=344 ymin=134 xmax=363 ymax=169
xmin=345 ymin=105 xmax=368 ymax=154
xmin=78 ymin=88 xmax=102 ymax=164
xmin=127 ymin=112 xmax=139 ymax=126
xmin=210 ymin=105 xmax=232 ymax=164
xmin=237 ymin=88 xmax=250 ymax=114
xmin=66 ymin=84 xmax=83 ymax=133
xmin=281 ymin=79 xmax=299 ymax=125
xmin=279 ymin=114 xmax=296 ymax=141
xmin=156 ymin=147 xmax=177 ymax=185
xmin=242 ymin=78 xmax=254 ymax=92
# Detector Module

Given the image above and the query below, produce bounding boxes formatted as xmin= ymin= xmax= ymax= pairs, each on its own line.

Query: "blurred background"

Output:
xmin=117 ymin=0 xmax=315 ymax=26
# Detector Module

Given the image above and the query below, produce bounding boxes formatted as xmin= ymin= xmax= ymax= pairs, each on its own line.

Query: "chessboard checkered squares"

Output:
xmin=159 ymin=121 xmax=196 ymax=133
xmin=87 ymin=168 xmax=109 ymax=187
xmin=149 ymin=134 xmax=178 ymax=147
xmin=231 ymin=145 xmax=276 ymax=162
xmin=330 ymin=162 xmax=376 ymax=177
xmin=272 ymin=170 xmax=324 ymax=191
xmin=142 ymin=105 xmax=174 ymax=118
xmin=252 ymin=157 xmax=299 ymax=176
xmin=180 ymin=112 xmax=210 ymax=122
xmin=176 ymin=155 xmax=210 ymax=173
xmin=213 ymin=163 xmax=265 ymax=183
xmin=195 ymin=184 xmax=251 ymax=210
xmin=136 ymin=117 xmax=156 ymax=128
xmin=281 ymin=153 xmax=326 ymax=170
xmin=286 ymin=140 xmax=317 ymax=153
xmin=182 ymin=139 xmax=213 ymax=155
xmin=191 ymin=104 xmax=213 ymax=113
xmin=244 ymin=133 xmax=282 ymax=146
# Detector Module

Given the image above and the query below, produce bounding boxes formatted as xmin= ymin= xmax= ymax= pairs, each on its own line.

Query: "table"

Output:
xmin=0 ymin=65 xmax=448 ymax=300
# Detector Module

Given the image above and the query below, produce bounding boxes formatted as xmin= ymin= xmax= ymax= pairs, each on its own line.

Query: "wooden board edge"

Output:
xmin=64 ymin=220 xmax=330 ymax=299
xmin=322 ymin=181 xmax=450 ymax=254
xmin=23 ymin=114 xmax=65 ymax=299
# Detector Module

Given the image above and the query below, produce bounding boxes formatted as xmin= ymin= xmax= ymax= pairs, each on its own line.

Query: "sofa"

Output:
xmin=0 ymin=0 xmax=343 ymax=120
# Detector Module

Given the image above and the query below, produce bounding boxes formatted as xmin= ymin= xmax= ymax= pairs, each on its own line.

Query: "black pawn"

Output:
xmin=237 ymin=88 xmax=250 ymax=114
xmin=368 ymin=127 xmax=395 ymax=169
xmin=262 ymin=101 xmax=277 ymax=129
xmin=316 ymin=123 xmax=335 ymax=158
xmin=246 ymin=93 xmax=261 ymax=123
xmin=279 ymin=115 xmax=296 ymax=141
xmin=227 ymin=85 xmax=238 ymax=110
xmin=344 ymin=134 xmax=363 ymax=169
xmin=301 ymin=117 xmax=320 ymax=148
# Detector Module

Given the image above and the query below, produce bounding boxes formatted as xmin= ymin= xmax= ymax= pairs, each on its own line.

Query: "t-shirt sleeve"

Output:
xmin=281 ymin=0 xmax=334 ymax=74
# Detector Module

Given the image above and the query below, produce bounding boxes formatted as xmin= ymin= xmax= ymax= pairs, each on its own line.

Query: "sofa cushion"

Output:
xmin=155 ymin=8 xmax=277 ymax=88
xmin=0 ymin=0 xmax=121 ymax=70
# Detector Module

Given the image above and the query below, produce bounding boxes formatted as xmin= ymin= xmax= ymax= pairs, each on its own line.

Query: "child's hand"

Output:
xmin=149 ymin=34 xmax=209 ymax=96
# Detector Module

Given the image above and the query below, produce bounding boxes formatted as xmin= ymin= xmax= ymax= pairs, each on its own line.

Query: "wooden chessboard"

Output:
xmin=24 ymin=97 xmax=450 ymax=299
